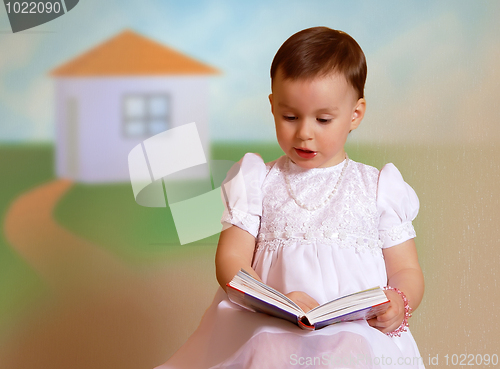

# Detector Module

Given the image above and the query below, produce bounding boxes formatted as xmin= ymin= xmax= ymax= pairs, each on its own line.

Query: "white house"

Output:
xmin=51 ymin=29 xmax=218 ymax=183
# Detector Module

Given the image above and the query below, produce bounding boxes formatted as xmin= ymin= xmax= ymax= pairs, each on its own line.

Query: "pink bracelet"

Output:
xmin=383 ymin=286 xmax=412 ymax=337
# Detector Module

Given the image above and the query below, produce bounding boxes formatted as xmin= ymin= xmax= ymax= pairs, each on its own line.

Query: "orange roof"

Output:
xmin=51 ymin=29 xmax=219 ymax=76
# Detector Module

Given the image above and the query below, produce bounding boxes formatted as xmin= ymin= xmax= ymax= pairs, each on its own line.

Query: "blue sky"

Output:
xmin=0 ymin=0 xmax=499 ymax=143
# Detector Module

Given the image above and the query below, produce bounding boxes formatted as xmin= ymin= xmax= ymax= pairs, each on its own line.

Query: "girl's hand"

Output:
xmin=367 ymin=289 xmax=405 ymax=334
xmin=285 ymin=291 xmax=319 ymax=313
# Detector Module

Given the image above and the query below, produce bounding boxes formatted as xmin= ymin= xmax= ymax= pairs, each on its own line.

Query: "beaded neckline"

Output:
xmin=284 ymin=154 xmax=349 ymax=211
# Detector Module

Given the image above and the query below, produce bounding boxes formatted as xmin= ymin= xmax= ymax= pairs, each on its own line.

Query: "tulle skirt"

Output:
xmin=154 ymin=289 xmax=425 ymax=369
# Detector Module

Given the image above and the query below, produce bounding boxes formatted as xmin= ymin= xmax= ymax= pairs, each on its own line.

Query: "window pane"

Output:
xmin=149 ymin=96 xmax=169 ymax=117
xmin=149 ymin=119 xmax=168 ymax=135
xmin=124 ymin=96 xmax=146 ymax=118
xmin=125 ymin=120 xmax=146 ymax=137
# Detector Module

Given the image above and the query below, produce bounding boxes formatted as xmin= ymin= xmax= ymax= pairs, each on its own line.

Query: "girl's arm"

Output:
xmin=216 ymin=225 xmax=319 ymax=312
xmin=368 ymin=238 xmax=424 ymax=334
xmin=215 ymin=225 xmax=261 ymax=291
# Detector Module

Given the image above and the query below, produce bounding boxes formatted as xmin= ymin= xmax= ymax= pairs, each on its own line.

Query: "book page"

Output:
xmin=306 ymin=287 xmax=388 ymax=322
xmin=229 ymin=270 xmax=303 ymax=314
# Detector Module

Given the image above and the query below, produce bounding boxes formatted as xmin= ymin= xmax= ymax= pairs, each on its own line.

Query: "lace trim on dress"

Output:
xmin=256 ymin=231 xmax=383 ymax=256
xmin=221 ymin=208 xmax=260 ymax=235
xmin=379 ymin=221 xmax=416 ymax=246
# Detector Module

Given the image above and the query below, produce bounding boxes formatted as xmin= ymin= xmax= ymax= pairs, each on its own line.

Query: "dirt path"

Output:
xmin=4 ymin=179 xmax=129 ymax=292
xmin=1 ymin=179 xmax=218 ymax=369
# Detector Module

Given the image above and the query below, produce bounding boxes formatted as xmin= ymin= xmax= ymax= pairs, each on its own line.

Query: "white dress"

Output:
xmin=156 ymin=153 xmax=424 ymax=369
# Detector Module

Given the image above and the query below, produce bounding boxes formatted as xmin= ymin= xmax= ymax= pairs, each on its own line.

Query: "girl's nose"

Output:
xmin=296 ymin=120 xmax=313 ymax=141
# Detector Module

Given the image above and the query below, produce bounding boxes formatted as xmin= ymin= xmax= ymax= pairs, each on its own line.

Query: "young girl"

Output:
xmin=156 ymin=27 xmax=425 ymax=369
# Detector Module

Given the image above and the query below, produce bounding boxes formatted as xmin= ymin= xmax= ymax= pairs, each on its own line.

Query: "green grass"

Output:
xmin=0 ymin=144 xmax=54 ymax=329
xmin=53 ymin=183 xmax=184 ymax=262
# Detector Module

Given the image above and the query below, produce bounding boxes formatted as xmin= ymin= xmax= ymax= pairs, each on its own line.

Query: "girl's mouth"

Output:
xmin=294 ymin=148 xmax=317 ymax=159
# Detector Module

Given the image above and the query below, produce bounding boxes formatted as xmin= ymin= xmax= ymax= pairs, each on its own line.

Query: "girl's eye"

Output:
xmin=283 ymin=115 xmax=297 ymax=121
xmin=317 ymin=118 xmax=332 ymax=124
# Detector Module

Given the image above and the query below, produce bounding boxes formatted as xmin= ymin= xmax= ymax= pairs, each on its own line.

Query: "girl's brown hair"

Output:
xmin=270 ymin=27 xmax=367 ymax=99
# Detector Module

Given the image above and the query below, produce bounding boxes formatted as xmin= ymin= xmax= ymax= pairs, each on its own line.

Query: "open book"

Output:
xmin=226 ymin=269 xmax=390 ymax=330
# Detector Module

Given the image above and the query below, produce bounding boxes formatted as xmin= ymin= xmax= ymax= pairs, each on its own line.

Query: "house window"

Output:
xmin=123 ymin=94 xmax=170 ymax=137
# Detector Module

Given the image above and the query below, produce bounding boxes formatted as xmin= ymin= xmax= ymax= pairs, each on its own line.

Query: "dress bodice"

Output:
xmin=257 ymin=156 xmax=384 ymax=255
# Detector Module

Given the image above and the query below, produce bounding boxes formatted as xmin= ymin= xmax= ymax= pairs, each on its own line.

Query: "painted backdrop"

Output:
xmin=0 ymin=1 xmax=499 ymax=368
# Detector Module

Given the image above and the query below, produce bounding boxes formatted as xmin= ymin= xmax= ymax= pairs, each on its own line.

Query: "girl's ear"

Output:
xmin=350 ymin=98 xmax=366 ymax=132
xmin=269 ymin=94 xmax=274 ymax=114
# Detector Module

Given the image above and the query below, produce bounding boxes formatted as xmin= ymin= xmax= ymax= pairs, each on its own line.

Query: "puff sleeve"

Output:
xmin=377 ymin=163 xmax=420 ymax=248
xmin=220 ymin=153 xmax=267 ymax=238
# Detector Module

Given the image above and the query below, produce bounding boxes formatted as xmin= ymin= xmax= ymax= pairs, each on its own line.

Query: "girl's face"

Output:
xmin=269 ymin=71 xmax=365 ymax=169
